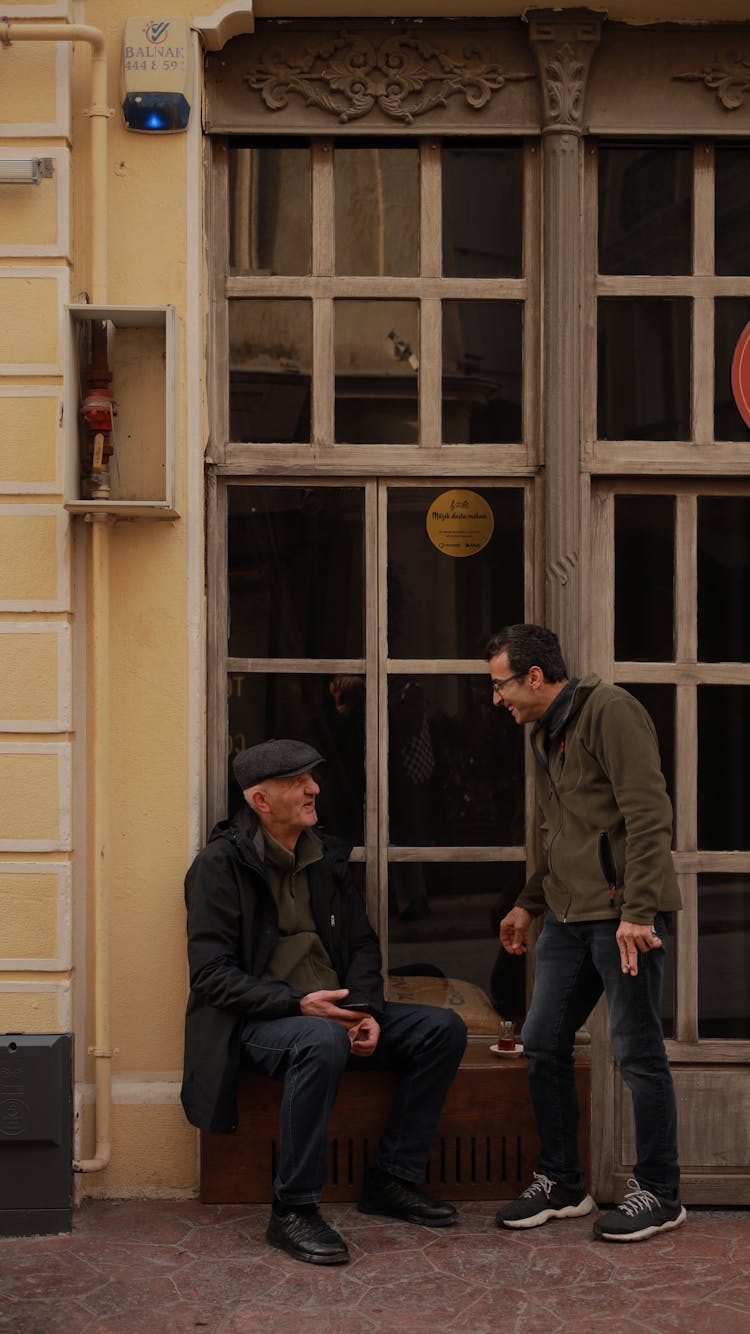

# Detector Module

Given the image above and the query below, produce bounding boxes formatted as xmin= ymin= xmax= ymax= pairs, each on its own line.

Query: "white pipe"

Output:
xmin=0 ymin=19 xmax=113 ymax=1173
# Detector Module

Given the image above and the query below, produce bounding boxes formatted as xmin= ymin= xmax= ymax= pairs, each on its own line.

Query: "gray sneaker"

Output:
xmin=496 ymin=1172 xmax=596 ymax=1229
xmin=593 ymin=1179 xmax=687 ymax=1242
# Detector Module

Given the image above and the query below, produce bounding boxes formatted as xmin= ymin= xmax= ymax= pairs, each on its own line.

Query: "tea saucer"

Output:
xmin=489 ymin=1042 xmax=524 ymax=1057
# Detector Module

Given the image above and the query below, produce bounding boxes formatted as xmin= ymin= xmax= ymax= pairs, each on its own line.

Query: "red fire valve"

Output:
xmin=81 ymin=390 xmax=114 ymax=433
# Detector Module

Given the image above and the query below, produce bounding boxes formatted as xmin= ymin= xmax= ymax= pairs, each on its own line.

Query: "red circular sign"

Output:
xmin=731 ymin=321 xmax=750 ymax=429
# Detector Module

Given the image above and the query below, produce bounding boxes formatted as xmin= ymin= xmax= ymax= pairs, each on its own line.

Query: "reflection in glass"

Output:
xmin=698 ymin=686 xmax=750 ymax=849
xmin=598 ymin=299 xmax=690 ymax=440
xmin=388 ymin=862 xmax=527 ymax=1029
xmin=229 ymin=299 xmax=311 ymax=442
xmin=714 ymin=298 xmax=750 ymax=442
xmin=388 ymin=675 xmax=524 ymax=848
xmin=442 ymin=301 xmax=523 ymax=443
xmin=227 ymin=672 xmax=365 ymax=845
xmin=335 ymin=300 xmax=418 ymax=444
xmin=698 ymin=497 xmax=750 ymax=662
xmin=228 ymin=486 xmax=365 ymax=658
xmin=698 ymin=875 xmax=750 ymax=1038
xmin=716 ymin=146 xmax=750 ymax=276
xmin=598 ymin=145 xmax=692 ymax=275
xmin=442 ymin=141 xmax=523 ymax=278
xmin=335 ymin=144 xmax=418 ymax=276
xmin=229 ymin=143 xmax=311 ymax=275
xmin=615 ymin=496 xmax=675 ymax=661
xmin=387 ymin=487 xmax=523 ymax=659
xmin=620 ymin=684 xmax=675 ymax=828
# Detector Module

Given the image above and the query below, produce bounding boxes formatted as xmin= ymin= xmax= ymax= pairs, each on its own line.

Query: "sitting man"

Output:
xmin=181 ymin=739 xmax=467 ymax=1265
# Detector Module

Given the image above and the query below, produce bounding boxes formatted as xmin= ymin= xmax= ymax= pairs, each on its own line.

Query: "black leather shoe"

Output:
xmin=359 ymin=1171 xmax=458 ymax=1227
xmin=265 ymin=1208 xmax=350 ymax=1265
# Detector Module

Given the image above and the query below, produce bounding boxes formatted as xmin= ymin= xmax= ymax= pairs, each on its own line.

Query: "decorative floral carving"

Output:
xmin=541 ymin=42 xmax=588 ymax=129
xmin=674 ymin=54 xmax=750 ymax=111
xmin=243 ymin=32 xmax=534 ymax=124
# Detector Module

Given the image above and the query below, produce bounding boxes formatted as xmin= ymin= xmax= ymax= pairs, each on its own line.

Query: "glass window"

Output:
xmin=697 ymin=686 xmax=750 ymax=850
xmin=714 ymin=297 xmax=750 ymax=442
xmin=227 ymin=671 xmax=365 ymax=844
xmin=598 ymin=298 xmax=691 ymax=440
xmin=698 ymin=497 xmax=750 ymax=662
xmin=229 ymin=299 xmax=311 ymax=442
xmin=615 ymin=496 xmax=675 ymax=661
xmin=620 ymin=684 xmax=675 ymax=820
xmin=442 ymin=141 xmax=523 ymax=278
xmin=715 ymin=145 xmax=750 ymax=276
xmin=229 ymin=143 xmax=311 ymax=275
xmin=227 ymin=486 xmax=365 ymax=658
xmin=698 ymin=875 xmax=750 ymax=1039
xmin=442 ymin=301 xmax=523 ymax=443
xmin=388 ymin=675 xmax=524 ymax=848
xmin=335 ymin=300 xmax=418 ymax=444
xmin=598 ymin=144 xmax=692 ymax=276
xmin=387 ymin=487 xmax=524 ymax=659
xmin=335 ymin=144 xmax=419 ymax=276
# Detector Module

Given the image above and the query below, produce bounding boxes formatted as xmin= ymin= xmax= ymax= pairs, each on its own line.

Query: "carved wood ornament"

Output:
xmin=674 ymin=55 xmax=750 ymax=111
xmin=243 ymin=31 xmax=534 ymax=125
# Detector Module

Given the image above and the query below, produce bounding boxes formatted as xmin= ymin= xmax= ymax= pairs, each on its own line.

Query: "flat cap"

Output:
xmin=233 ymin=739 xmax=325 ymax=791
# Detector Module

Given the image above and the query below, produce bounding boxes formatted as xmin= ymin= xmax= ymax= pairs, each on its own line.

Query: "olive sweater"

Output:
xmin=517 ymin=675 xmax=682 ymax=926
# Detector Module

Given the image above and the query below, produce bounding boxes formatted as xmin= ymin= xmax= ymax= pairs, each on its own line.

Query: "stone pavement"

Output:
xmin=1 ymin=1200 xmax=749 ymax=1332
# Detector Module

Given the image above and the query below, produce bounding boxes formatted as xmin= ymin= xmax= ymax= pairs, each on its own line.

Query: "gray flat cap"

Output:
xmin=233 ymin=739 xmax=325 ymax=790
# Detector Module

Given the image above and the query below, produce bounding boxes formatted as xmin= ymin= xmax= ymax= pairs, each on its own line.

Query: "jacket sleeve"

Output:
xmin=516 ymin=863 xmax=548 ymax=916
xmin=185 ymin=847 xmax=304 ymax=1020
xmin=594 ymin=695 xmax=674 ymax=924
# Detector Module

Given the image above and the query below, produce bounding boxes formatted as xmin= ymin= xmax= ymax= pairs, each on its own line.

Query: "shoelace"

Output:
xmin=616 ymin=1178 xmax=660 ymax=1217
xmin=522 ymin=1173 xmax=554 ymax=1200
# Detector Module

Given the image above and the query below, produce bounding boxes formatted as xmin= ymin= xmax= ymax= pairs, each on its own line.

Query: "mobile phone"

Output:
xmin=346 ymin=1000 xmax=373 ymax=1013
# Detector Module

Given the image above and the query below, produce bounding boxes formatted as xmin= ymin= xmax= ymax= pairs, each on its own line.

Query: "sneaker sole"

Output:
xmin=498 ymin=1194 xmax=596 ymax=1229
xmin=265 ymin=1230 xmax=350 ymax=1264
xmin=593 ymin=1205 xmax=687 ymax=1243
xmin=358 ymin=1201 xmax=458 ymax=1227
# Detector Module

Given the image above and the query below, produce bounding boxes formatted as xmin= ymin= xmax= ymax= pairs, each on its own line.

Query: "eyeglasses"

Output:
xmin=491 ymin=673 xmax=524 ymax=694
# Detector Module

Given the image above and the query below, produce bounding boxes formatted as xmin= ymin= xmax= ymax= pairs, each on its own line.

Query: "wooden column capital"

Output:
xmin=527 ymin=9 xmax=603 ymax=134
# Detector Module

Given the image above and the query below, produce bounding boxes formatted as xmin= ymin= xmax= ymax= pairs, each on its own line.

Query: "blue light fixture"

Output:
xmin=122 ymin=92 xmax=190 ymax=133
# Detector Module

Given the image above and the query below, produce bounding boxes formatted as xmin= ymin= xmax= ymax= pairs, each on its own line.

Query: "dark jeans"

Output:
xmin=240 ymin=1001 xmax=467 ymax=1206
xmin=521 ymin=912 xmax=680 ymax=1201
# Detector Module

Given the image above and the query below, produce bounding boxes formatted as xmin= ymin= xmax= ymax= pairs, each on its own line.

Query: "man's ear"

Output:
xmin=247 ymin=786 xmax=270 ymax=815
xmin=528 ymin=665 xmax=544 ymax=689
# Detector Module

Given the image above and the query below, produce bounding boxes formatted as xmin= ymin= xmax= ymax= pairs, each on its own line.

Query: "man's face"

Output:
xmin=257 ymin=770 xmax=320 ymax=838
xmin=488 ymin=650 xmax=546 ymax=726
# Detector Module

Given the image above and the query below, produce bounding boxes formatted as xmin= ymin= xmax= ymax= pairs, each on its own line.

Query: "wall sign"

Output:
xmin=426 ymin=489 xmax=494 ymax=558
xmin=731 ymin=321 xmax=750 ymax=430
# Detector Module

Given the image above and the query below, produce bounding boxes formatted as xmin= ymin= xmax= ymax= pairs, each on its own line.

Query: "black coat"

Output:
xmin=180 ymin=804 xmax=385 ymax=1132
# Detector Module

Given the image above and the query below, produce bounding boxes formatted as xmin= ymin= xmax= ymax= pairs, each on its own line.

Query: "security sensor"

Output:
xmin=122 ymin=16 xmax=192 ymax=132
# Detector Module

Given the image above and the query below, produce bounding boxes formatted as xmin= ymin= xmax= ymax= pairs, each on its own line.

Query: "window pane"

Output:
xmin=598 ymin=299 xmax=691 ymax=440
xmin=442 ymin=141 xmax=523 ymax=278
xmin=229 ymin=299 xmax=311 ymax=442
xmin=698 ymin=497 xmax=750 ymax=662
xmin=698 ymin=686 xmax=750 ymax=849
xmin=615 ymin=496 xmax=675 ymax=661
xmin=598 ymin=145 xmax=692 ymax=275
xmin=388 ymin=675 xmax=524 ymax=847
xmin=229 ymin=143 xmax=311 ymax=275
xmin=443 ymin=301 xmax=523 ymax=443
xmin=716 ymin=145 xmax=750 ymax=276
xmin=698 ymin=875 xmax=750 ymax=1039
xmin=388 ymin=862 xmax=527 ymax=1031
xmin=335 ymin=144 xmax=418 ymax=276
xmin=387 ymin=487 xmax=524 ymax=659
xmin=620 ymin=684 xmax=675 ymax=823
xmin=335 ymin=300 xmax=418 ymax=444
xmin=227 ymin=486 xmax=364 ymax=658
xmin=228 ymin=671 xmax=365 ymax=845
xmin=714 ymin=297 xmax=750 ymax=441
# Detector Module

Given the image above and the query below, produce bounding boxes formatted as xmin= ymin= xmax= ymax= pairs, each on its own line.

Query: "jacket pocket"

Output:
xmin=597 ymin=831 xmax=621 ymax=908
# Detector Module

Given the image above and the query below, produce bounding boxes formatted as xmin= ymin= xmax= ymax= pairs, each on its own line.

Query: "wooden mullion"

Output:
xmin=675 ymin=493 xmax=697 ymax=664
xmin=675 ymin=870 xmax=699 ymax=1043
xmin=693 ymin=141 xmax=714 ymax=278
xmin=206 ymin=472 xmax=227 ymax=833
xmin=226 ymin=275 xmax=527 ymax=299
xmin=312 ymin=298 xmax=333 ymax=447
xmin=387 ymin=847 xmax=526 ymax=862
xmin=210 ymin=141 xmax=230 ymax=465
xmin=419 ymin=297 xmax=442 ymax=447
xmin=377 ymin=481 xmax=390 ymax=965
xmin=523 ymin=140 xmax=542 ymax=466
xmin=420 ymin=139 xmax=441 ymax=278
xmin=364 ymin=481 xmax=379 ymax=932
xmin=588 ymin=485 xmax=614 ymax=676
xmin=312 ymin=139 xmax=333 ymax=276
xmin=692 ymin=297 xmax=714 ymax=446
xmin=227 ymin=658 xmax=366 ymax=673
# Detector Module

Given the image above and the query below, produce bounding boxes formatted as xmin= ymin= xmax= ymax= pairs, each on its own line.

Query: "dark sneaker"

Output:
xmin=265 ymin=1207 xmax=350 ymax=1264
xmin=593 ymin=1180 xmax=687 ymax=1243
xmin=359 ymin=1169 xmax=458 ymax=1227
xmin=496 ymin=1173 xmax=595 ymax=1229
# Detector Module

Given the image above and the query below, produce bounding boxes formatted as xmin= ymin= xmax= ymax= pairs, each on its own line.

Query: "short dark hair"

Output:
xmin=485 ymin=624 xmax=568 ymax=682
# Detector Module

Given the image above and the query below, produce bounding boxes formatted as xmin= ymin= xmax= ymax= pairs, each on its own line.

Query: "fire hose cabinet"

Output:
xmin=64 ymin=304 xmax=178 ymax=518
xmin=0 ymin=1033 xmax=73 ymax=1237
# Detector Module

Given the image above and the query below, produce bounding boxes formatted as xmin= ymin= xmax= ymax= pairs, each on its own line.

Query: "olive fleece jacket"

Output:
xmin=517 ymin=675 xmax=682 ymax=926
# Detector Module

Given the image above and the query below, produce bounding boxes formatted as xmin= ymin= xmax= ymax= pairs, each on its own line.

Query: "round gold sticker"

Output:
xmin=426 ymin=489 xmax=494 ymax=558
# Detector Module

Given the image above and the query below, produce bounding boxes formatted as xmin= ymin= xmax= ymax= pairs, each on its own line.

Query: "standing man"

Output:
xmin=486 ymin=624 xmax=685 ymax=1243
xmin=181 ymin=739 xmax=466 ymax=1266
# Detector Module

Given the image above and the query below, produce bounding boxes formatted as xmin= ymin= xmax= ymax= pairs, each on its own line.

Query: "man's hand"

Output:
xmin=299 ymin=989 xmax=368 ymax=1026
xmin=616 ymin=920 xmax=663 ymax=977
xmin=348 ymin=1015 xmax=380 ymax=1057
xmin=500 ymin=906 xmax=534 ymax=955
